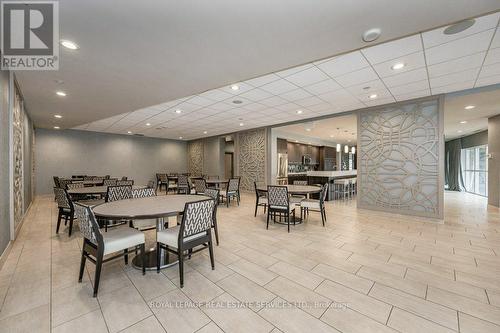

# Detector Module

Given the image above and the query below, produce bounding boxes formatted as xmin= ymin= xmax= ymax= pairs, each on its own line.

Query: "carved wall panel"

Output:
xmin=238 ymin=129 xmax=266 ymax=191
xmin=358 ymin=99 xmax=443 ymax=218
xmin=12 ymin=87 xmax=24 ymax=228
xmin=187 ymin=140 xmax=203 ymax=176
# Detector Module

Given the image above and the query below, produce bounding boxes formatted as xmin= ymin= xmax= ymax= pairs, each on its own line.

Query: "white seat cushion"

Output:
xmin=103 ymin=227 xmax=145 ymax=255
xmin=289 ymin=196 xmax=304 ymax=205
xmin=220 ymin=189 xmax=236 ymax=196
xmin=269 ymin=205 xmax=296 ymax=212
xmin=132 ymin=219 xmax=157 ymax=230
xmin=258 ymin=197 xmax=268 ymax=204
xmin=300 ymin=199 xmax=321 ymax=209
xmin=157 ymin=225 xmax=206 ymax=248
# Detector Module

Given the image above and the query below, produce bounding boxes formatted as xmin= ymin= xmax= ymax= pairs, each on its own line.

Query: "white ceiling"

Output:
xmin=73 ymin=11 xmax=500 ymax=140
xmin=15 ymin=1 xmax=500 ymax=131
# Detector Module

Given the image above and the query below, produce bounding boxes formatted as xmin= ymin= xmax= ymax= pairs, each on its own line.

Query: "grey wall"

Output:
xmin=23 ymin=115 xmax=34 ymax=207
xmin=461 ymin=130 xmax=488 ymax=149
xmin=35 ymin=129 xmax=188 ymax=194
xmin=203 ymin=137 xmax=225 ymax=178
xmin=0 ymin=70 xmax=11 ymax=256
xmin=488 ymin=115 xmax=500 ymax=207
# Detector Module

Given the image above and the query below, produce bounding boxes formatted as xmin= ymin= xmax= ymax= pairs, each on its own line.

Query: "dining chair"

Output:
xmin=67 ymin=182 xmax=84 ymax=190
xmin=58 ymin=178 xmax=73 ymax=190
xmin=220 ymin=177 xmax=240 ymax=207
xmin=193 ymin=178 xmax=207 ymax=194
xmin=156 ymin=198 xmax=216 ymax=287
xmin=74 ymin=203 xmax=146 ymax=297
xmin=254 ymin=182 xmax=268 ymax=216
xmin=117 ymin=179 xmax=134 ymax=186
xmin=267 ymin=185 xmax=296 ymax=233
xmin=203 ymin=188 xmax=220 ymax=245
xmin=156 ymin=173 xmax=168 ymax=192
xmin=53 ymin=176 xmax=60 ymax=188
xmin=106 ymin=185 xmax=132 ymax=202
xmin=131 ymin=187 xmax=157 ymax=231
xmin=103 ymin=179 xmax=118 ymax=186
xmin=177 ymin=174 xmax=190 ymax=194
xmin=54 ymin=187 xmax=75 ymax=236
xmin=167 ymin=176 xmax=178 ymax=194
xmin=300 ymin=183 xmax=328 ymax=226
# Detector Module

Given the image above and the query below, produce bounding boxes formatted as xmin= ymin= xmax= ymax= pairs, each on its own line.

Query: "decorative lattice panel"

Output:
xmin=13 ymin=88 xmax=24 ymax=228
xmin=187 ymin=140 xmax=203 ymax=176
xmin=238 ymin=129 xmax=266 ymax=191
xmin=358 ymin=99 xmax=442 ymax=218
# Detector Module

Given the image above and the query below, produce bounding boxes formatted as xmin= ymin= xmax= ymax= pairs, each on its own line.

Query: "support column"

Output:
xmin=488 ymin=114 xmax=500 ymax=207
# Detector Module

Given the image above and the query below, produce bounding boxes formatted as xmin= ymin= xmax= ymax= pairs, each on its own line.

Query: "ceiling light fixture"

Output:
xmin=60 ymin=39 xmax=79 ymax=50
xmin=336 ymin=143 xmax=341 ymax=152
xmin=369 ymin=94 xmax=378 ymax=99
xmin=362 ymin=28 xmax=381 ymax=42
xmin=305 ymin=128 xmax=311 ymax=132
xmin=54 ymin=114 xmax=62 ymax=118
xmin=56 ymin=91 xmax=66 ymax=97
xmin=444 ymin=19 xmax=475 ymax=35
xmin=146 ymin=123 xmax=151 ymax=126
xmin=296 ymin=110 xmax=303 ymax=114
xmin=351 ymin=147 xmax=356 ymax=154
xmin=179 ymin=136 xmax=183 ymax=139
xmin=232 ymin=100 xmax=243 ymax=104
xmin=295 ymin=140 xmax=299 ymax=143
xmin=239 ymin=123 xmax=244 ymax=126
xmin=460 ymin=120 xmax=467 ymax=124
xmin=457 ymin=130 xmax=463 ymax=133
xmin=344 ymin=145 xmax=349 ymax=154
xmin=203 ymin=131 xmax=208 ymax=134
xmin=464 ymin=105 xmax=475 ymax=110
xmin=329 ymin=134 xmax=334 ymax=138
xmin=391 ymin=62 xmax=405 ymax=70
xmin=231 ymin=84 xmax=239 ymax=91
xmin=127 ymin=131 xmax=132 ymax=134
xmin=175 ymin=109 xmax=182 ymax=114
xmin=53 ymin=126 xmax=60 ymax=129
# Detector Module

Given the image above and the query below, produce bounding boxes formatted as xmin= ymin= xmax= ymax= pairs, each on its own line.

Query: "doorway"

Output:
xmin=224 ymin=152 xmax=234 ymax=179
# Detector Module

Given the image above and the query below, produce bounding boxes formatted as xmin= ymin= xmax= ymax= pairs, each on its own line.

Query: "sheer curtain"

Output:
xmin=445 ymin=139 xmax=464 ymax=191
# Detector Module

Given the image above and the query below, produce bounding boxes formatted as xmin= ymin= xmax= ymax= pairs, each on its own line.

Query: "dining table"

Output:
xmin=256 ymin=184 xmax=321 ymax=197
xmin=92 ymin=194 xmax=209 ymax=270
xmin=205 ymin=179 xmax=229 ymax=186
xmin=67 ymin=184 xmax=146 ymax=196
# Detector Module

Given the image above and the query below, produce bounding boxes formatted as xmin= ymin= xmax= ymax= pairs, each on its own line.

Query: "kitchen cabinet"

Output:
xmin=318 ymin=146 xmax=337 ymax=171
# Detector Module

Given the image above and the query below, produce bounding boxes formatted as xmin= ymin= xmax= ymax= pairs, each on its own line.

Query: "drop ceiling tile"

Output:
xmin=237 ymin=88 xmax=273 ymax=102
xmin=480 ymin=62 xmax=500 ymax=78
xmin=334 ymin=66 xmax=379 ymax=87
xmin=307 ymin=103 xmax=333 ymax=113
xmin=242 ymin=102 xmax=269 ymax=112
xmin=345 ymin=79 xmax=387 ymax=96
xmin=186 ymin=95 xmax=216 ymax=107
xmin=280 ymin=88 xmax=313 ymax=101
xmin=317 ymin=88 xmax=355 ymax=102
xmin=199 ymin=89 xmax=233 ymax=102
xmin=221 ymin=82 xmax=254 ymax=95
xmin=283 ymin=66 xmax=330 ymax=86
xmin=362 ymin=35 xmax=422 ymax=65
xmin=174 ymin=102 xmax=202 ymax=113
xmin=431 ymin=80 xmax=475 ymax=94
xmin=260 ymin=79 xmax=298 ymax=95
xmin=475 ymin=73 xmax=500 ymax=87
xmin=294 ymin=96 xmax=325 ymax=107
xmin=490 ymin=27 xmax=500 ymax=48
xmin=425 ymin=29 xmax=494 ymax=65
xmin=373 ymin=51 xmax=426 ymax=78
xmin=484 ymin=47 xmax=500 ymax=66
xmin=244 ymin=73 xmax=281 ymax=87
xmin=209 ymin=102 xmax=234 ymax=111
xmin=422 ymin=12 xmax=500 ymax=48
xmin=275 ymin=102 xmax=301 ymax=112
xmin=315 ymin=51 xmax=369 ymax=77
xmin=275 ymin=63 xmax=314 ymax=78
xmin=430 ymin=68 xmax=480 ymax=88
xmin=363 ymin=96 xmax=396 ymax=107
xmin=355 ymin=87 xmax=393 ymax=103
xmin=260 ymin=95 xmax=289 ymax=107
xmin=388 ymin=79 xmax=429 ymax=95
xmin=303 ymin=79 xmax=342 ymax=95
xmin=427 ymin=52 xmax=486 ymax=78
xmin=382 ymin=67 xmax=429 ymax=88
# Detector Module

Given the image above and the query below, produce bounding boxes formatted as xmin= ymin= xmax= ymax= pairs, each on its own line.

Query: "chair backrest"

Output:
xmin=121 ymin=176 xmax=128 ymax=181
xmin=147 ymin=180 xmax=155 ymax=188
xmin=74 ymin=203 xmax=102 ymax=246
xmin=54 ymin=187 xmax=72 ymax=209
xmin=254 ymin=181 xmax=266 ymax=198
xmin=53 ymin=176 xmax=60 ymax=187
xmin=267 ymin=185 xmax=289 ymax=209
xmin=67 ymin=182 xmax=84 ymax=189
xmin=204 ymin=188 xmax=219 ymax=204
xmin=103 ymin=179 xmax=118 ymax=186
xmin=193 ymin=178 xmax=207 ymax=193
xmin=117 ymin=179 xmax=134 ymax=186
xmin=320 ymin=183 xmax=328 ymax=204
xmin=106 ymin=185 xmax=132 ymax=202
xmin=83 ymin=176 xmax=93 ymax=181
xmin=58 ymin=178 xmax=73 ymax=189
xmin=157 ymin=173 xmax=167 ymax=182
xmin=293 ymin=180 xmax=308 ymax=185
xmin=93 ymin=176 xmax=105 ymax=181
xmin=178 ymin=174 xmax=189 ymax=187
xmin=179 ymin=199 xmax=216 ymax=240
xmin=227 ymin=178 xmax=240 ymax=193
xmin=132 ymin=187 xmax=156 ymax=198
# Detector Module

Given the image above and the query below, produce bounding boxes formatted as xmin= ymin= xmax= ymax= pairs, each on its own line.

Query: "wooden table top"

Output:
xmin=256 ymin=184 xmax=321 ymax=194
xmin=92 ymin=194 xmax=208 ymax=220
xmin=68 ymin=185 xmax=145 ymax=195
xmin=205 ymin=179 xmax=229 ymax=184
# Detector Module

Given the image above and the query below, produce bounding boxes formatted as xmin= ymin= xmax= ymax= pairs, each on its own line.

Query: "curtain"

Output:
xmin=445 ymin=139 xmax=464 ymax=191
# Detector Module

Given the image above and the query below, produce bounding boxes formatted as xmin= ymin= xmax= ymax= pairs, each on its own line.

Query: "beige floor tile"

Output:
xmin=228 ymin=259 xmax=277 ymax=286
xmin=270 ymin=249 xmax=319 ymax=271
xmin=312 ymin=263 xmax=373 ymax=294
xmin=315 ymin=279 xmax=392 ymax=324
xmin=99 ymin=286 xmax=152 ymax=333
xmin=51 ymin=281 xmax=99 ymax=327
xmin=234 ymin=247 xmax=279 ymax=268
xmin=0 ymin=304 xmax=50 ymax=333
xmin=171 ymin=270 xmax=224 ymax=303
xmin=357 ymin=266 xmax=426 ymax=298
xmin=348 ymin=253 xmax=406 ymax=277
xmin=149 ymin=289 xmax=210 ymax=333
xmin=197 ymin=322 xmax=225 ymax=333
xmin=52 ymin=309 xmax=108 ymax=333
xmin=126 ymin=267 xmax=176 ymax=301
xmin=265 ymin=276 xmax=331 ymax=318
xmin=0 ymin=278 xmax=50 ymax=319
xmin=216 ymin=273 xmax=276 ymax=311
xmin=259 ymin=297 xmax=340 ymax=333
xmin=458 ymin=312 xmax=500 ymax=333
xmin=268 ymin=261 xmax=324 ymax=290
xmin=120 ymin=315 xmax=166 ymax=333
xmin=487 ymin=289 xmax=500 ymax=307
xmin=387 ymin=307 xmax=455 ymax=333
xmin=390 ymin=255 xmax=455 ymax=279
xmin=369 ymin=283 xmax=458 ymax=330
xmin=456 ymin=270 xmax=500 ymax=292
xmin=189 ymin=253 xmax=235 ymax=283
xmin=321 ymin=304 xmax=398 ymax=333
xmin=201 ymin=293 xmax=274 ymax=333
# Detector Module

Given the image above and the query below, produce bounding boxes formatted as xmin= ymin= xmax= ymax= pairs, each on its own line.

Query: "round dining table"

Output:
xmin=205 ymin=179 xmax=229 ymax=186
xmin=67 ymin=184 xmax=145 ymax=196
xmin=92 ymin=194 xmax=208 ymax=270
xmin=256 ymin=184 xmax=321 ymax=196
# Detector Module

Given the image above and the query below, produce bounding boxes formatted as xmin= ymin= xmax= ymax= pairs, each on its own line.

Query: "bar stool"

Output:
xmin=333 ymin=179 xmax=350 ymax=200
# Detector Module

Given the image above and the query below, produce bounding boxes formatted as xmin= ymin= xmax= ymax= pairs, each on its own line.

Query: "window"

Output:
xmin=461 ymin=145 xmax=488 ymax=196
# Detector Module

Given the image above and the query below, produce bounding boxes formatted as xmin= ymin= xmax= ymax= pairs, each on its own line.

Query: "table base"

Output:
xmin=271 ymin=216 xmax=303 ymax=225
xmin=132 ymin=249 xmax=178 ymax=271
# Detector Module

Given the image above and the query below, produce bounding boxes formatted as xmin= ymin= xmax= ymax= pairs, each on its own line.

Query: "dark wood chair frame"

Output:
xmin=266 ymin=185 xmax=296 ymax=233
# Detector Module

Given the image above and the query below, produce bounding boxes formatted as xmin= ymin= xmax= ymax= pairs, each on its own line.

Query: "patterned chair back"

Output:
xmin=132 ymin=187 xmax=156 ymax=198
xmin=58 ymin=178 xmax=73 ymax=189
xmin=54 ymin=187 xmax=72 ymax=209
xmin=193 ymin=178 xmax=207 ymax=194
xmin=320 ymin=183 xmax=328 ymax=204
xmin=157 ymin=173 xmax=167 ymax=182
xmin=93 ymin=176 xmax=105 ymax=181
xmin=180 ymin=199 xmax=216 ymax=240
xmin=227 ymin=178 xmax=240 ymax=193
xmin=53 ymin=176 xmax=60 ymax=187
xmin=147 ymin=180 xmax=155 ymax=188
xmin=178 ymin=174 xmax=189 ymax=187
xmin=117 ymin=180 xmax=134 ymax=186
xmin=106 ymin=185 xmax=132 ymax=202
xmin=83 ymin=176 xmax=93 ymax=181
xmin=103 ymin=179 xmax=118 ymax=186
xmin=67 ymin=182 xmax=84 ymax=190
xmin=204 ymin=188 xmax=219 ymax=204
xmin=267 ymin=186 xmax=289 ymax=210
xmin=121 ymin=176 xmax=128 ymax=181
xmin=293 ymin=180 xmax=308 ymax=185
xmin=74 ymin=203 xmax=101 ymax=246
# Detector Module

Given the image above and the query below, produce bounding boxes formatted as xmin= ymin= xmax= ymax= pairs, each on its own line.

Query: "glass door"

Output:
xmin=461 ymin=145 xmax=488 ymax=196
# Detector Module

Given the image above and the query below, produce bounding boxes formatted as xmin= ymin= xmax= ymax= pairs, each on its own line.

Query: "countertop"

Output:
xmin=287 ymin=172 xmax=308 ymax=176
xmin=306 ymin=170 xmax=357 ymax=178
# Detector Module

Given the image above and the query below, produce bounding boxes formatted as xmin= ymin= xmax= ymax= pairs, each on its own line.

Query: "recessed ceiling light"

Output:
xmin=203 ymin=131 xmax=208 ymax=134
xmin=53 ymin=126 xmax=60 ymax=129
xmin=175 ymin=109 xmax=182 ymax=114
xmin=329 ymin=134 xmax=334 ymax=138
xmin=391 ymin=62 xmax=405 ymax=70
xmin=362 ymin=28 xmax=381 ymax=42
xmin=231 ymin=85 xmax=239 ymax=91
xmin=56 ymin=91 xmax=66 ymax=97
xmin=464 ymin=105 xmax=475 ymax=110
xmin=305 ymin=128 xmax=311 ymax=132
xmin=295 ymin=140 xmax=298 ymax=143
xmin=457 ymin=130 xmax=463 ymax=133
xmin=444 ymin=19 xmax=475 ymax=35
xmin=232 ymin=100 xmax=243 ymax=104
xmin=239 ymin=123 xmax=244 ymax=126
xmin=127 ymin=131 xmax=132 ymax=134
xmin=460 ymin=120 xmax=467 ymax=124
xmin=146 ymin=123 xmax=151 ymax=126
xmin=308 ymin=142 xmax=311 ymax=145
xmin=296 ymin=110 xmax=303 ymax=114
xmin=60 ymin=39 xmax=79 ymax=50
xmin=369 ymin=94 xmax=378 ymax=99
xmin=179 ymin=136 xmax=183 ymax=139
xmin=54 ymin=114 xmax=62 ymax=118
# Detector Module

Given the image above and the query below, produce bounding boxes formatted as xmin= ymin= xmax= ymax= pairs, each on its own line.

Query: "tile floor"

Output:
xmin=0 ymin=191 xmax=499 ymax=333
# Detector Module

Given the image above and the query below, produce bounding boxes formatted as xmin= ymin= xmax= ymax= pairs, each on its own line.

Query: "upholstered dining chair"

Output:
xmin=220 ymin=177 xmax=240 ymax=207
xmin=167 ymin=176 xmax=178 ymax=194
xmin=104 ymin=185 xmax=133 ymax=231
xmin=53 ymin=176 xmax=60 ymax=188
xmin=267 ymin=185 xmax=296 ymax=233
xmin=103 ymin=179 xmax=118 ymax=186
xmin=156 ymin=198 xmax=216 ymax=287
xmin=117 ymin=179 xmax=134 ymax=186
xmin=177 ymin=174 xmax=190 ymax=194
xmin=130 ymin=187 xmax=157 ymax=231
xmin=193 ymin=178 xmax=207 ymax=195
xmin=54 ymin=187 xmax=75 ymax=236
xmin=74 ymin=203 xmax=146 ymax=297
xmin=203 ymin=188 xmax=220 ymax=245
xmin=58 ymin=178 xmax=73 ymax=190
xmin=254 ymin=182 xmax=268 ymax=216
xmin=156 ymin=173 xmax=168 ymax=192
xmin=300 ymin=183 xmax=328 ymax=226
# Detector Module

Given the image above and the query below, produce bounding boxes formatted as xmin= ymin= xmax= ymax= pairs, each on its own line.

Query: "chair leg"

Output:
xmin=213 ymin=218 xmax=219 ymax=246
xmin=254 ymin=202 xmax=258 ymax=217
xmin=78 ymin=248 xmax=86 ymax=282
xmin=179 ymin=251 xmax=184 ymax=288
xmin=266 ymin=210 xmax=270 ymax=229
xmin=237 ymin=193 xmax=240 ymax=205
xmin=140 ymin=244 xmax=146 ymax=275
xmin=208 ymin=239 xmax=215 ymax=270
xmin=227 ymin=196 xmax=229 ymax=207
xmin=156 ymin=242 xmax=161 ymax=273
xmin=56 ymin=209 xmax=62 ymax=234
xmin=287 ymin=213 xmax=290 ymax=233
xmin=124 ymin=248 xmax=128 ymax=265
xmin=188 ymin=249 xmax=193 ymax=259
xmin=68 ymin=215 xmax=74 ymax=237
xmin=93 ymin=252 xmax=103 ymax=297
